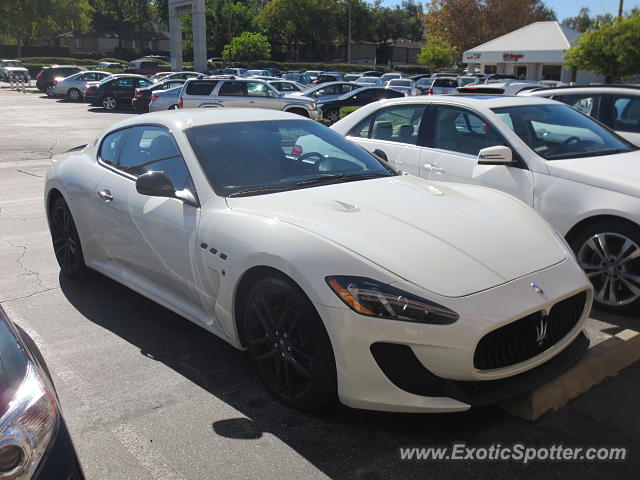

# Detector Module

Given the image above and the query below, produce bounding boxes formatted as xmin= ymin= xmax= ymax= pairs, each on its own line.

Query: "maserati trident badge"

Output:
xmin=536 ymin=318 xmax=548 ymax=347
xmin=531 ymin=283 xmax=544 ymax=295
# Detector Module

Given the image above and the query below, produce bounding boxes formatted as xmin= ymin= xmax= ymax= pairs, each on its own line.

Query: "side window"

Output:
xmin=348 ymin=114 xmax=374 ymax=138
xmin=117 ymin=126 xmax=190 ymax=190
xmin=247 ymin=82 xmax=270 ymax=97
xmin=370 ymin=105 xmax=426 ymax=145
xmin=166 ymin=81 xmax=184 ymax=90
xmin=433 ymin=106 xmax=506 ymax=156
xmin=136 ymin=79 xmax=151 ymax=88
xmin=219 ymin=81 xmax=246 ymax=96
xmin=114 ymin=78 xmax=133 ymax=88
xmin=99 ymin=129 xmax=127 ymax=166
xmin=186 ymin=81 xmax=217 ymax=96
xmin=555 ymin=94 xmax=599 ymax=116
xmin=612 ymin=96 xmax=640 ymax=133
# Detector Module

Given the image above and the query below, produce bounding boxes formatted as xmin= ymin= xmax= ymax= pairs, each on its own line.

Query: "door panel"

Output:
xmin=217 ymin=80 xmax=248 ymax=108
xmin=421 ymin=105 xmax=534 ymax=205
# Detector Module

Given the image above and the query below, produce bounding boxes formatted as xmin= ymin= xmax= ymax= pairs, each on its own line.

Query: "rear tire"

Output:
xmin=49 ymin=197 xmax=88 ymax=279
xmin=102 ymin=96 xmax=117 ymax=111
xmin=242 ymin=275 xmax=337 ymax=410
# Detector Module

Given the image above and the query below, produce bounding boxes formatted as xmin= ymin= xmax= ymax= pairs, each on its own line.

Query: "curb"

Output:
xmin=500 ymin=328 xmax=640 ymax=421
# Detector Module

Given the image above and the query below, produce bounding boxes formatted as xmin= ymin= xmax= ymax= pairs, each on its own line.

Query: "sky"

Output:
xmin=379 ymin=0 xmax=640 ymax=20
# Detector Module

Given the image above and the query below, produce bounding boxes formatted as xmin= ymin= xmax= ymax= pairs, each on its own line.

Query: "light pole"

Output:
xmin=618 ymin=0 xmax=624 ymax=18
xmin=347 ymin=0 xmax=352 ymax=64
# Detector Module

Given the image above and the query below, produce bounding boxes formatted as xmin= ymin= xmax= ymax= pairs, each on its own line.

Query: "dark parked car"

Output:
xmin=294 ymin=81 xmax=360 ymax=100
xmin=314 ymin=72 xmax=343 ymax=85
xmin=128 ymin=59 xmax=163 ymax=76
xmin=132 ymin=78 xmax=186 ymax=112
xmin=36 ymin=65 xmax=86 ymax=96
xmin=0 ymin=306 xmax=84 ymax=479
xmin=410 ymin=73 xmax=432 ymax=81
xmin=360 ymin=70 xmax=384 ymax=78
xmin=283 ymin=72 xmax=312 ymax=85
xmin=85 ymin=74 xmax=152 ymax=111
xmin=265 ymin=67 xmax=282 ymax=77
xmin=317 ymin=87 xmax=404 ymax=123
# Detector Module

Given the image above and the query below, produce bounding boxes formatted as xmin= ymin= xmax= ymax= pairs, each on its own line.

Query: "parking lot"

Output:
xmin=1 ymin=87 xmax=638 ymax=479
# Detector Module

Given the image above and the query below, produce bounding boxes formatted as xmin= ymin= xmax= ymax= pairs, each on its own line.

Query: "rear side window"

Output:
xmin=186 ymin=81 xmax=218 ymax=96
xmin=219 ymin=81 xmax=247 ymax=96
xmin=349 ymin=105 xmax=426 ymax=145
xmin=99 ymin=129 xmax=127 ymax=165
xmin=434 ymin=78 xmax=457 ymax=88
xmin=611 ymin=96 xmax=640 ymax=133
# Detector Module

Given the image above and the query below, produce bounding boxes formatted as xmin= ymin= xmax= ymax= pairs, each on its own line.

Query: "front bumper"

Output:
xmin=315 ymin=258 xmax=592 ymax=412
xmin=132 ymin=97 xmax=150 ymax=111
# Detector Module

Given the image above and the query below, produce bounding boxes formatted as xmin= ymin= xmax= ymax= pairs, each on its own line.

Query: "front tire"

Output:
xmin=242 ymin=275 xmax=337 ymax=410
xmin=49 ymin=197 xmax=88 ymax=279
xmin=45 ymin=83 xmax=55 ymax=97
xmin=67 ymin=88 xmax=82 ymax=101
xmin=570 ymin=220 xmax=640 ymax=313
xmin=102 ymin=95 xmax=117 ymax=110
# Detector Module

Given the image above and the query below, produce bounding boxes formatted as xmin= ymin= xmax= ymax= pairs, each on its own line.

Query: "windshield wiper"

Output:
xmin=295 ymin=172 xmax=392 ymax=187
xmin=227 ymin=185 xmax=293 ymax=197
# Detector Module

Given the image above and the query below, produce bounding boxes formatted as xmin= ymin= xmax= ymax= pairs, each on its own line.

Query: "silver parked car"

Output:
xmin=381 ymin=72 xmax=404 ymax=84
xmin=355 ymin=76 xmax=385 ymax=87
xmin=386 ymin=79 xmax=418 ymax=96
xmin=178 ymin=78 xmax=322 ymax=119
xmin=153 ymin=71 xmax=205 ymax=83
xmin=148 ymin=85 xmax=183 ymax=112
xmin=51 ymin=70 xmax=110 ymax=100
xmin=267 ymin=79 xmax=306 ymax=93
xmin=0 ymin=59 xmax=30 ymax=82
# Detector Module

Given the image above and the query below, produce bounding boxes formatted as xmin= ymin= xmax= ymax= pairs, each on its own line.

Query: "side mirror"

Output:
xmin=478 ymin=145 xmax=513 ymax=165
xmin=136 ymin=171 xmax=175 ymax=198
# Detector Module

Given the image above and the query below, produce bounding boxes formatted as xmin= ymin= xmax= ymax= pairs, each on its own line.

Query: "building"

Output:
xmin=52 ymin=31 xmax=170 ymax=55
xmin=463 ymin=21 xmax=604 ymax=83
xmin=379 ymin=38 xmax=421 ymax=66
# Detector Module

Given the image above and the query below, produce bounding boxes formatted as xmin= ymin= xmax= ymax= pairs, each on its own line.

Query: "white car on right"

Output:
xmin=521 ymin=85 xmax=640 ymax=147
xmin=332 ymin=95 xmax=640 ymax=313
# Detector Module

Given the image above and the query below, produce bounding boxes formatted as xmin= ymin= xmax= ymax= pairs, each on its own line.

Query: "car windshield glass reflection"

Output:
xmin=185 ymin=120 xmax=396 ymax=197
xmin=492 ymin=104 xmax=637 ymax=160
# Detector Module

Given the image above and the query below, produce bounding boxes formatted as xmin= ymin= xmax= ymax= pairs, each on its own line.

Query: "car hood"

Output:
xmin=226 ymin=175 xmax=565 ymax=297
xmin=282 ymin=94 xmax=314 ymax=103
xmin=546 ymin=150 xmax=640 ymax=198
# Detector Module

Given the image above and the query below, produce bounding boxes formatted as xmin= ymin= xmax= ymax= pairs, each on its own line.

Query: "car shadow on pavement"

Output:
xmin=86 ymin=107 xmax=139 ymax=114
xmin=59 ymin=272 xmax=638 ymax=479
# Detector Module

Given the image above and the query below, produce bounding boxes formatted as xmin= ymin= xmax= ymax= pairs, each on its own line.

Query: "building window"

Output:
xmin=542 ymin=64 xmax=561 ymax=81
xmin=484 ymin=65 xmax=497 ymax=74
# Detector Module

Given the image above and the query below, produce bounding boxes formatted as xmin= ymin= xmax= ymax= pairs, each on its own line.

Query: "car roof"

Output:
xmin=361 ymin=94 xmax=559 ymax=109
xmin=107 ymin=108 xmax=304 ymax=132
xmin=526 ymin=85 xmax=640 ymax=95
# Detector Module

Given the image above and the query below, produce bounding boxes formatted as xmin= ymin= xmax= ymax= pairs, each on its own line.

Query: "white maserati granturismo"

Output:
xmin=45 ymin=109 xmax=593 ymax=413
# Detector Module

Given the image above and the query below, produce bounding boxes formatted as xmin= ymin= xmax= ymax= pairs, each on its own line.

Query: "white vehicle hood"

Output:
xmin=227 ymin=175 xmax=565 ymax=297
xmin=282 ymin=94 xmax=314 ymax=103
xmin=546 ymin=150 xmax=640 ymax=198
xmin=4 ymin=67 xmax=28 ymax=73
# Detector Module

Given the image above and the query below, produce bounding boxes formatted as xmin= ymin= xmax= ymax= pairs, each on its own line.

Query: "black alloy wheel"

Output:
xmin=49 ymin=197 xmax=88 ymax=279
xmin=243 ymin=276 xmax=337 ymax=410
xmin=324 ymin=109 xmax=340 ymax=124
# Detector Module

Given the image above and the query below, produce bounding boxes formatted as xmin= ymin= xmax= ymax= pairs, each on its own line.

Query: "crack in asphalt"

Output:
xmin=16 ymin=168 xmax=45 ymax=178
xmin=0 ymin=286 xmax=58 ymax=304
xmin=0 ymin=238 xmax=51 ymax=293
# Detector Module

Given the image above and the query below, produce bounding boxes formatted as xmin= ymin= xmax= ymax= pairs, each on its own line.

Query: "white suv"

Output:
xmin=332 ymin=95 xmax=640 ymax=313
xmin=178 ymin=77 xmax=322 ymax=120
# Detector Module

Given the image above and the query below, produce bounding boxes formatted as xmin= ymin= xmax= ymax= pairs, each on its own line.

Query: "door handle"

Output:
xmin=423 ymin=163 xmax=446 ymax=174
xmin=98 ymin=189 xmax=113 ymax=202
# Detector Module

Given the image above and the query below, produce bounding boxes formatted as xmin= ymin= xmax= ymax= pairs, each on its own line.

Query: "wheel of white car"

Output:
xmin=45 ymin=84 xmax=55 ymax=97
xmin=324 ymin=109 xmax=340 ymax=124
xmin=570 ymin=220 xmax=640 ymax=313
xmin=168 ymin=104 xmax=177 ymax=110
xmin=67 ymin=88 xmax=82 ymax=101
xmin=49 ymin=196 xmax=88 ymax=279
xmin=242 ymin=275 xmax=337 ymax=410
xmin=102 ymin=96 xmax=117 ymax=110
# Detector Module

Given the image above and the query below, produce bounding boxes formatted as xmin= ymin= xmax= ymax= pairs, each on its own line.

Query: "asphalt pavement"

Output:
xmin=0 ymin=87 xmax=637 ymax=479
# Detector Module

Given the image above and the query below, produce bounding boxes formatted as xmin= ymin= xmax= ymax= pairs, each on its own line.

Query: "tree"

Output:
xmin=0 ymin=0 xmax=92 ymax=57
xmin=422 ymin=0 xmax=556 ymax=56
xmin=417 ymin=35 xmax=457 ymax=69
xmin=564 ymin=12 xmax=640 ymax=83
xmin=222 ymin=31 xmax=270 ymax=62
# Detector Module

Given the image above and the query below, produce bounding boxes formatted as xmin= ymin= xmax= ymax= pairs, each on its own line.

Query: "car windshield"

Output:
xmin=184 ymin=119 xmax=396 ymax=197
xmin=3 ymin=60 xmax=23 ymax=67
xmin=492 ymin=104 xmax=637 ymax=160
xmin=389 ymin=80 xmax=411 ymax=86
xmin=357 ymin=77 xmax=377 ymax=84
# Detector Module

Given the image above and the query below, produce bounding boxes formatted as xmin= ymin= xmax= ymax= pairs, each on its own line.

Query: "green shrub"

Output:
xmin=339 ymin=106 xmax=360 ymax=119
xmin=18 ymin=57 xmax=95 ymax=66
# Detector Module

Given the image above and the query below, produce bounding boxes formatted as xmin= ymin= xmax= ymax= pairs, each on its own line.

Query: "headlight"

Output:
xmin=310 ymin=103 xmax=318 ymax=109
xmin=0 ymin=363 xmax=59 ymax=479
xmin=326 ymin=276 xmax=458 ymax=324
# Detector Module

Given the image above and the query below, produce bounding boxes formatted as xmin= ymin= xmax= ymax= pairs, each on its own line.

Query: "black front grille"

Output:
xmin=473 ymin=291 xmax=588 ymax=370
